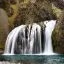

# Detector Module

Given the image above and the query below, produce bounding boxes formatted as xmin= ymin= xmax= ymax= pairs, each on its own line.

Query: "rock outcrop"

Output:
xmin=0 ymin=9 xmax=9 ymax=53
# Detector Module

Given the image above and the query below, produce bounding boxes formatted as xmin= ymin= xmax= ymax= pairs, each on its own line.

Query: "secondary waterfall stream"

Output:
xmin=4 ymin=20 xmax=56 ymax=55
xmin=43 ymin=20 xmax=56 ymax=55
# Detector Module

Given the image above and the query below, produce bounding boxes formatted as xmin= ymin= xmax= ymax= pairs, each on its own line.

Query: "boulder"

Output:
xmin=0 ymin=9 xmax=9 ymax=52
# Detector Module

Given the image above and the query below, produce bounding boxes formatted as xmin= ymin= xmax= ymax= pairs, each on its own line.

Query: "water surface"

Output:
xmin=0 ymin=55 xmax=64 ymax=64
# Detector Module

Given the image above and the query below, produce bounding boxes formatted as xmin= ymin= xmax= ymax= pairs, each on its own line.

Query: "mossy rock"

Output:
xmin=52 ymin=3 xmax=62 ymax=19
xmin=14 ymin=0 xmax=56 ymax=27
xmin=52 ymin=11 xmax=64 ymax=54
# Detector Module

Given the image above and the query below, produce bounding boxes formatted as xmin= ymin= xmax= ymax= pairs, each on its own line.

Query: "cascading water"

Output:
xmin=4 ymin=25 xmax=26 ymax=55
xmin=43 ymin=20 xmax=56 ymax=55
xmin=4 ymin=23 xmax=42 ymax=55
xmin=4 ymin=20 xmax=56 ymax=55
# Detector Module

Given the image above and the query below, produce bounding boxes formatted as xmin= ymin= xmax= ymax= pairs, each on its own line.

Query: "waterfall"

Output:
xmin=4 ymin=25 xmax=26 ymax=55
xmin=4 ymin=20 xmax=56 ymax=55
xmin=43 ymin=20 xmax=56 ymax=55
xmin=4 ymin=23 xmax=42 ymax=55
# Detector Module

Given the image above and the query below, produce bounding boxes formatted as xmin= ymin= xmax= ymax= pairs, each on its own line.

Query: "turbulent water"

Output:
xmin=4 ymin=20 xmax=56 ymax=55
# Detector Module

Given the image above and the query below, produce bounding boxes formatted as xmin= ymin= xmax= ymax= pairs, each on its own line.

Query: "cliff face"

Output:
xmin=52 ymin=11 xmax=64 ymax=54
xmin=51 ymin=0 xmax=64 ymax=54
xmin=14 ymin=0 xmax=56 ymax=27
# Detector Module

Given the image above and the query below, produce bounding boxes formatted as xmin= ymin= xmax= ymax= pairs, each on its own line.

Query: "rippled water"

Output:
xmin=0 ymin=55 xmax=64 ymax=64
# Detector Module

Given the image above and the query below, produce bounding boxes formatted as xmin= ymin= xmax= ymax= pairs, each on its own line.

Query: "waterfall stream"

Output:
xmin=4 ymin=20 xmax=56 ymax=55
xmin=43 ymin=20 xmax=56 ymax=55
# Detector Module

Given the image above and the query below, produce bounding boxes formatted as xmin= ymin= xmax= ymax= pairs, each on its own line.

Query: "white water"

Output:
xmin=4 ymin=25 xmax=26 ymax=54
xmin=4 ymin=20 xmax=56 ymax=55
xmin=43 ymin=20 xmax=56 ymax=55
xmin=4 ymin=23 xmax=42 ymax=55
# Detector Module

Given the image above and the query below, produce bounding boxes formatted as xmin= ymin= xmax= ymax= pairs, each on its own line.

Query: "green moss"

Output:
xmin=52 ymin=3 xmax=62 ymax=19
xmin=0 ymin=43 xmax=5 ymax=49
xmin=8 ymin=0 xmax=19 ymax=31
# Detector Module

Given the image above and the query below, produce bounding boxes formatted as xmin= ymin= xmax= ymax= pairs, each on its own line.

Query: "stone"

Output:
xmin=0 ymin=8 xmax=9 ymax=51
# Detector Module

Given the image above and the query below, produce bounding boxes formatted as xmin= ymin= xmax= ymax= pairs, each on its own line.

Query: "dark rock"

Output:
xmin=8 ymin=0 xmax=16 ymax=4
xmin=0 ymin=0 xmax=4 ymax=3
xmin=0 ymin=0 xmax=8 ymax=9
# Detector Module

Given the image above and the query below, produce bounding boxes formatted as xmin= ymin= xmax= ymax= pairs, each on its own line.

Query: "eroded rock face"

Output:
xmin=0 ymin=9 xmax=9 ymax=53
